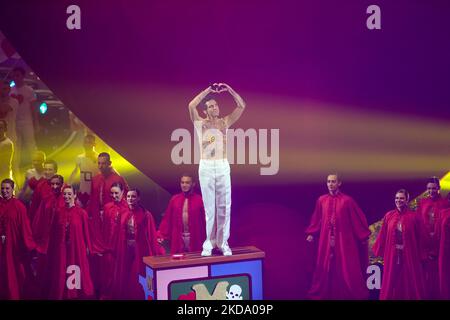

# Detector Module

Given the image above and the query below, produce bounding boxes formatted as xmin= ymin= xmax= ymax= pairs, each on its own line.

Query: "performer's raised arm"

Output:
xmin=188 ymin=85 xmax=215 ymax=122
xmin=221 ymin=83 xmax=246 ymax=127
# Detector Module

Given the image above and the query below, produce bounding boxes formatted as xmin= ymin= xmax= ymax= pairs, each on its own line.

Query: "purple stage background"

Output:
xmin=1 ymin=0 xmax=450 ymax=299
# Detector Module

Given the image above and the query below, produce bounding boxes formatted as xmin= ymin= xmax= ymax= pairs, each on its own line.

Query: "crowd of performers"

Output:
xmin=306 ymin=174 xmax=450 ymax=300
xmin=0 ymin=135 xmax=207 ymax=300
xmin=2 ymin=114 xmax=450 ymax=300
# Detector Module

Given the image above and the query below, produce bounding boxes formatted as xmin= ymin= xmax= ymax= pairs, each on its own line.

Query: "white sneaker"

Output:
xmin=221 ymin=246 xmax=232 ymax=256
xmin=201 ymin=249 xmax=212 ymax=257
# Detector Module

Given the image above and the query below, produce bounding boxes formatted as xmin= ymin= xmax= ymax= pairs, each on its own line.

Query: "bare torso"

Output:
xmin=196 ymin=118 xmax=228 ymax=160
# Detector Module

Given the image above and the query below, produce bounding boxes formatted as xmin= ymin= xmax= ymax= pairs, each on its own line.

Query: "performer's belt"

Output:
xmin=395 ymin=244 xmax=404 ymax=250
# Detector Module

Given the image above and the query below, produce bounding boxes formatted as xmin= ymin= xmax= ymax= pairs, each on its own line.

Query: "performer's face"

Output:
xmin=98 ymin=156 xmax=111 ymax=174
xmin=327 ymin=175 xmax=341 ymax=194
xmin=180 ymin=176 xmax=194 ymax=193
xmin=111 ymin=186 xmax=123 ymax=202
xmin=127 ymin=191 xmax=139 ymax=207
xmin=1 ymin=182 xmax=13 ymax=199
xmin=395 ymin=192 xmax=408 ymax=211
xmin=50 ymin=177 xmax=63 ymax=195
xmin=43 ymin=163 xmax=57 ymax=179
xmin=204 ymin=99 xmax=220 ymax=118
xmin=63 ymin=188 xmax=76 ymax=205
xmin=426 ymin=182 xmax=439 ymax=199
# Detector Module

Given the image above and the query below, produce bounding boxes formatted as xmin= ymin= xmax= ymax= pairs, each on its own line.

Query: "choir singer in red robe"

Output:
xmin=98 ymin=182 xmax=128 ymax=299
xmin=32 ymin=174 xmax=65 ymax=255
xmin=28 ymin=159 xmax=58 ymax=222
xmin=47 ymin=185 xmax=94 ymax=299
xmin=157 ymin=174 xmax=206 ymax=254
xmin=87 ymin=152 xmax=128 ymax=296
xmin=112 ymin=188 xmax=162 ymax=299
xmin=373 ymin=189 xmax=426 ymax=300
xmin=416 ymin=177 xmax=449 ymax=299
xmin=0 ymin=178 xmax=36 ymax=300
xmin=32 ymin=174 xmax=65 ymax=297
xmin=438 ymin=208 xmax=450 ymax=299
xmin=306 ymin=174 xmax=370 ymax=300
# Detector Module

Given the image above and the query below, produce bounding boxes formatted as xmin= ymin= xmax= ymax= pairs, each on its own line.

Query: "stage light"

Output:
xmin=9 ymin=80 xmax=15 ymax=87
xmin=39 ymin=102 xmax=48 ymax=114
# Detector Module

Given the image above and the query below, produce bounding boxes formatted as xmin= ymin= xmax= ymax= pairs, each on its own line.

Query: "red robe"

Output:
xmin=416 ymin=196 xmax=449 ymax=299
xmin=47 ymin=205 xmax=94 ymax=300
xmin=28 ymin=177 xmax=53 ymax=222
xmin=0 ymin=197 xmax=36 ymax=300
xmin=158 ymin=192 xmax=206 ymax=253
xmin=98 ymin=199 xmax=129 ymax=299
xmin=32 ymin=192 xmax=65 ymax=254
xmin=306 ymin=192 xmax=370 ymax=300
xmin=439 ymin=209 xmax=450 ymax=299
xmin=31 ymin=191 xmax=65 ymax=297
xmin=112 ymin=206 xmax=162 ymax=299
xmin=373 ymin=209 xmax=426 ymax=300
xmin=87 ymin=170 xmax=128 ymax=252
xmin=86 ymin=170 xmax=127 ymax=294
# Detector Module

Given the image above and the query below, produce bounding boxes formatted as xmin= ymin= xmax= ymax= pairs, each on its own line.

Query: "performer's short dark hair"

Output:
xmin=1 ymin=178 xmax=14 ymax=189
xmin=111 ymin=182 xmax=125 ymax=191
xmin=203 ymin=94 xmax=217 ymax=110
xmin=63 ymin=184 xmax=78 ymax=194
xmin=98 ymin=152 xmax=111 ymax=162
xmin=128 ymin=188 xmax=141 ymax=197
xmin=396 ymin=188 xmax=410 ymax=201
xmin=181 ymin=173 xmax=194 ymax=180
xmin=427 ymin=176 xmax=440 ymax=189
xmin=50 ymin=174 xmax=64 ymax=184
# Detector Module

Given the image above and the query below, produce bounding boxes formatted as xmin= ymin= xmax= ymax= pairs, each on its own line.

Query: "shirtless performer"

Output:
xmin=188 ymin=83 xmax=246 ymax=256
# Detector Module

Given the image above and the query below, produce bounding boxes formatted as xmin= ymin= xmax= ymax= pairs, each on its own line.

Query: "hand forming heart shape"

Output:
xmin=211 ymin=83 xmax=228 ymax=93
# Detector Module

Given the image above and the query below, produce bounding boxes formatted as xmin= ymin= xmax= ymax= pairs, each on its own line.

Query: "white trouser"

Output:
xmin=199 ymin=159 xmax=231 ymax=251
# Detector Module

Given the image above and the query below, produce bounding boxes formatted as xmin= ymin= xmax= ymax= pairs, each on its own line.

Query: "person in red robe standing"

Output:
xmin=98 ymin=182 xmax=128 ymax=299
xmin=416 ymin=177 xmax=449 ymax=299
xmin=32 ymin=174 xmax=65 ymax=255
xmin=439 ymin=208 xmax=450 ymax=299
xmin=28 ymin=159 xmax=58 ymax=222
xmin=22 ymin=159 xmax=57 ymax=298
xmin=86 ymin=152 xmax=128 ymax=296
xmin=373 ymin=189 xmax=426 ymax=300
xmin=47 ymin=185 xmax=94 ymax=300
xmin=31 ymin=174 xmax=65 ymax=297
xmin=0 ymin=178 xmax=36 ymax=300
xmin=306 ymin=174 xmax=370 ymax=300
xmin=157 ymin=174 xmax=206 ymax=254
xmin=112 ymin=188 xmax=163 ymax=299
